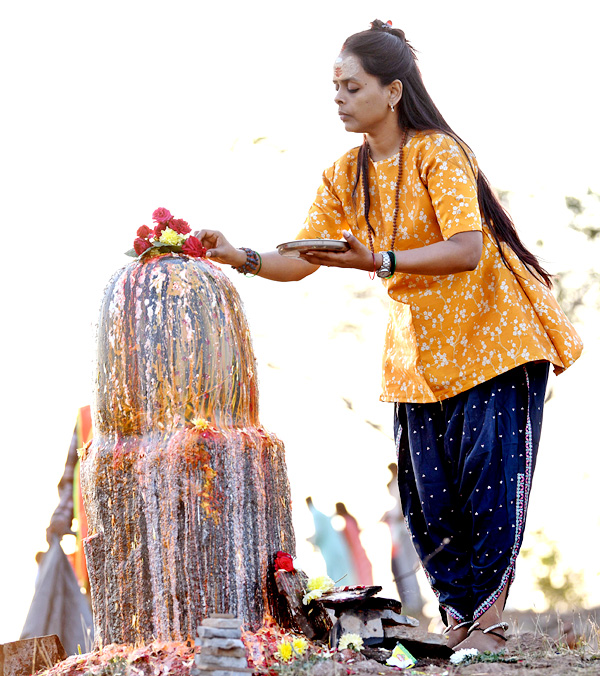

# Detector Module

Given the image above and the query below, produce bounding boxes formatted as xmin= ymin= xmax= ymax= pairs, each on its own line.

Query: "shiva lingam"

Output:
xmin=80 ymin=235 xmax=295 ymax=646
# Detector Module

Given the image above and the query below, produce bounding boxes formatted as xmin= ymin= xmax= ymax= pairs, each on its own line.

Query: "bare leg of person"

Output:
xmin=444 ymin=618 xmax=471 ymax=649
xmin=453 ymin=584 xmax=509 ymax=652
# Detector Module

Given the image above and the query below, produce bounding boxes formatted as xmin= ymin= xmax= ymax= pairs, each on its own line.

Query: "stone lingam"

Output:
xmin=80 ymin=249 xmax=295 ymax=646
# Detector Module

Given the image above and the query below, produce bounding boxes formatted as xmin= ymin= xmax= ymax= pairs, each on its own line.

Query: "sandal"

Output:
xmin=467 ymin=621 xmax=509 ymax=642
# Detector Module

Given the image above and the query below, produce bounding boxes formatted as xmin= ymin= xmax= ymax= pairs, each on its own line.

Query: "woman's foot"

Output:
xmin=443 ymin=620 xmax=471 ymax=649
xmin=453 ymin=621 xmax=508 ymax=653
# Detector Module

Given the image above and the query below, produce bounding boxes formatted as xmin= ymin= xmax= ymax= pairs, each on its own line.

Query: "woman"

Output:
xmin=196 ymin=20 xmax=582 ymax=652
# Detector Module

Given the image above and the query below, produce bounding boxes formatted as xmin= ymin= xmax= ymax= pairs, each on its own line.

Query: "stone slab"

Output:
xmin=0 ymin=635 xmax=67 ymax=676
xmin=209 ymin=614 xmax=235 ymax=619
xmin=339 ymin=610 xmax=384 ymax=639
xmin=198 ymin=638 xmax=245 ymax=650
xmin=383 ymin=626 xmax=452 ymax=658
xmin=197 ymin=627 xmax=242 ymax=639
xmin=193 ymin=663 xmax=252 ymax=673
xmin=200 ymin=646 xmax=247 ymax=658
xmin=380 ymin=610 xmax=420 ymax=627
xmin=202 ymin=618 xmax=242 ymax=629
xmin=196 ymin=654 xmax=248 ymax=668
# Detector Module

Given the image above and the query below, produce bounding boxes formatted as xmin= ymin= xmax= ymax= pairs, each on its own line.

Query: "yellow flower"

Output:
xmin=275 ymin=641 xmax=293 ymax=662
xmin=159 ymin=227 xmax=185 ymax=246
xmin=292 ymin=637 xmax=308 ymax=656
xmin=306 ymin=575 xmax=334 ymax=593
xmin=338 ymin=633 xmax=364 ymax=652
xmin=191 ymin=417 xmax=209 ymax=431
xmin=302 ymin=589 xmax=323 ymax=605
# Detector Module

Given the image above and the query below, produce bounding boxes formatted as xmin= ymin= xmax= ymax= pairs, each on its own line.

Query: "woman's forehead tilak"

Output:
xmin=333 ymin=55 xmax=361 ymax=81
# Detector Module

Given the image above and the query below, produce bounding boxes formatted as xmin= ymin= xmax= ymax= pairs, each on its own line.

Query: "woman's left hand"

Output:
xmin=300 ymin=230 xmax=380 ymax=272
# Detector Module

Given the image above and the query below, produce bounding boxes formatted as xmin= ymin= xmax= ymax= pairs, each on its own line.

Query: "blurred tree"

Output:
xmin=552 ymin=189 xmax=600 ymax=323
xmin=522 ymin=529 xmax=586 ymax=612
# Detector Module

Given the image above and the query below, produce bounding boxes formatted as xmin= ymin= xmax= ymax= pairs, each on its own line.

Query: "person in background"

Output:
xmin=306 ymin=497 xmax=356 ymax=585
xmin=335 ymin=502 xmax=373 ymax=585
xmin=381 ymin=463 xmax=424 ymax=617
xmin=46 ymin=405 xmax=92 ymax=591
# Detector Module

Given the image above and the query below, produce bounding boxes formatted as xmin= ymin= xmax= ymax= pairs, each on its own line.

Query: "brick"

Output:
xmin=0 ymin=635 xmax=67 ymax=676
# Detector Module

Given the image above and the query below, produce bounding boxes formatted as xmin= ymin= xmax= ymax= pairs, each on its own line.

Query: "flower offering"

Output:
xmin=126 ymin=208 xmax=207 ymax=259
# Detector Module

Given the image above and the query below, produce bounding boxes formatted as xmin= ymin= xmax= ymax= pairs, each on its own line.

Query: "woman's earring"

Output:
xmin=389 ymin=102 xmax=395 ymax=112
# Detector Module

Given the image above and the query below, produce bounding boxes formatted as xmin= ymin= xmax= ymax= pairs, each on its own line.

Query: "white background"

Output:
xmin=0 ymin=0 xmax=598 ymax=642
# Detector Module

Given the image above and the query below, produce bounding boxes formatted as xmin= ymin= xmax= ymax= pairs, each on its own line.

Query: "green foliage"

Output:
xmin=269 ymin=653 xmax=333 ymax=676
xmin=522 ymin=530 xmax=586 ymax=611
xmin=83 ymin=656 xmax=129 ymax=676
xmin=550 ymin=188 xmax=600 ymax=322
xmin=457 ymin=650 xmax=520 ymax=665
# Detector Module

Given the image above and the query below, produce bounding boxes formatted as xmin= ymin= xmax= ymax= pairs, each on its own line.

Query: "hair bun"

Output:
xmin=370 ymin=18 xmax=406 ymax=41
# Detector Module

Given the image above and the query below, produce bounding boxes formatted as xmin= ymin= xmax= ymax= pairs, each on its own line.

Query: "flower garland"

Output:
xmin=125 ymin=207 xmax=206 ymax=259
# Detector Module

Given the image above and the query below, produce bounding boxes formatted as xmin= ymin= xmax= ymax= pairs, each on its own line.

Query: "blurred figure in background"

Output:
xmin=335 ymin=502 xmax=373 ymax=585
xmin=382 ymin=463 xmax=424 ymax=618
xmin=22 ymin=406 xmax=94 ymax=654
xmin=46 ymin=405 xmax=91 ymax=591
xmin=306 ymin=496 xmax=356 ymax=585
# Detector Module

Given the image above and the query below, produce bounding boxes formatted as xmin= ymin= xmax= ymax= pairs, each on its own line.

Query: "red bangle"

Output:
xmin=369 ymin=252 xmax=377 ymax=280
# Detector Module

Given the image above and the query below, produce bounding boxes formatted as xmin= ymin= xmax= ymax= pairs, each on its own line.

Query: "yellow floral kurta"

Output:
xmin=297 ymin=131 xmax=583 ymax=403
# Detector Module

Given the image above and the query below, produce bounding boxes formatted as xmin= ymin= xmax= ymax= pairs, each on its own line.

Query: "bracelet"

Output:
xmin=385 ymin=251 xmax=396 ymax=279
xmin=234 ymin=248 xmax=261 ymax=276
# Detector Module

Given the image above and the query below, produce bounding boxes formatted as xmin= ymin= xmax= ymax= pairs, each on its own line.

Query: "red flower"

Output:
xmin=274 ymin=551 xmax=294 ymax=572
xmin=137 ymin=225 xmax=153 ymax=239
xmin=154 ymin=222 xmax=168 ymax=238
xmin=182 ymin=235 xmax=206 ymax=258
xmin=170 ymin=218 xmax=191 ymax=235
xmin=152 ymin=207 xmax=172 ymax=224
xmin=134 ymin=237 xmax=153 ymax=255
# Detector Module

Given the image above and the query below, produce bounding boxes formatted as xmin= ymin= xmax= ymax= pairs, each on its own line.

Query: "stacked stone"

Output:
xmin=192 ymin=614 xmax=252 ymax=676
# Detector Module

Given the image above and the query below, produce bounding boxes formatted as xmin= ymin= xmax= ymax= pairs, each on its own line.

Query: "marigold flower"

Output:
xmin=302 ymin=589 xmax=323 ymax=605
xmin=292 ymin=637 xmax=308 ymax=656
xmin=338 ymin=633 xmax=364 ymax=652
xmin=306 ymin=575 xmax=334 ymax=593
xmin=191 ymin=417 xmax=210 ymax=431
xmin=275 ymin=641 xmax=293 ymax=662
xmin=159 ymin=227 xmax=185 ymax=247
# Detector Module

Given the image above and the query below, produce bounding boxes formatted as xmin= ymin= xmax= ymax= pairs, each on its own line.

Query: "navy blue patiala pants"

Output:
xmin=394 ymin=362 xmax=549 ymax=624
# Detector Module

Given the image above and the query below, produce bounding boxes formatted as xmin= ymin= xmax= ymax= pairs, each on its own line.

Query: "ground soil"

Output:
xmin=35 ymin=609 xmax=600 ymax=676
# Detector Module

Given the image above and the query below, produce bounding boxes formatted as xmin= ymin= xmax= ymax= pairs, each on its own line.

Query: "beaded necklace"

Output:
xmin=364 ymin=127 xmax=408 ymax=271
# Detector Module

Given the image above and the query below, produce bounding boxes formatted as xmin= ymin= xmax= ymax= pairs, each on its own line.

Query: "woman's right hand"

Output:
xmin=193 ymin=229 xmax=246 ymax=267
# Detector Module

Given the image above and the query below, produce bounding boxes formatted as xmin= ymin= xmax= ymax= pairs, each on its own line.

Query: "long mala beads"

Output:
xmin=364 ymin=127 xmax=408 ymax=276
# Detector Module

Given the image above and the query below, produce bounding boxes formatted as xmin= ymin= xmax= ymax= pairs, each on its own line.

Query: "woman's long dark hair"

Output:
xmin=344 ymin=19 xmax=552 ymax=287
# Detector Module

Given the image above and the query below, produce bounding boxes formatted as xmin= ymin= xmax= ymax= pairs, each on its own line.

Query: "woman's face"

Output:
xmin=333 ymin=53 xmax=395 ymax=134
